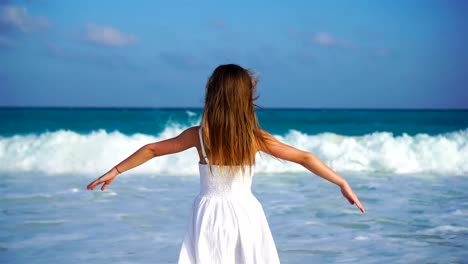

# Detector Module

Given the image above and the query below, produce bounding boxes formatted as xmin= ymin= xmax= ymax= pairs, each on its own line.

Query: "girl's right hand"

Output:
xmin=340 ymin=183 xmax=365 ymax=213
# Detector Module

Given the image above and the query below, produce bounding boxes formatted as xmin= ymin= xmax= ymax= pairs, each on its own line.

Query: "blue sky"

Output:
xmin=0 ymin=0 xmax=467 ymax=108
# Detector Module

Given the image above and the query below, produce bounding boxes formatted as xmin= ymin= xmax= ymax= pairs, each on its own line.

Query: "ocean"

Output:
xmin=1 ymin=108 xmax=467 ymax=263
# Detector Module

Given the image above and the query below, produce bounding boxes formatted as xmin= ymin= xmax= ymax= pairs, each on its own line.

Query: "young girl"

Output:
xmin=87 ymin=64 xmax=365 ymax=264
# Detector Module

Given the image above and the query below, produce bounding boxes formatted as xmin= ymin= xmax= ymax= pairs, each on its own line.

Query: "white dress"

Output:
xmin=178 ymin=128 xmax=280 ymax=264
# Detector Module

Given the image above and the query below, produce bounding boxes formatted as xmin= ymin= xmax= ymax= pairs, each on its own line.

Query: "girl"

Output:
xmin=87 ymin=64 xmax=365 ymax=263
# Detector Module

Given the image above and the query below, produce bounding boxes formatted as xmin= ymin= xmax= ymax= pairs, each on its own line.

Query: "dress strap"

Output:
xmin=198 ymin=126 xmax=209 ymax=164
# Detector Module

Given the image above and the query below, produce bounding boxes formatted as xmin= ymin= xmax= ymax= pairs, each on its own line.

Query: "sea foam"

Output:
xmin=0 ymin=125 xmax=467 ymax=176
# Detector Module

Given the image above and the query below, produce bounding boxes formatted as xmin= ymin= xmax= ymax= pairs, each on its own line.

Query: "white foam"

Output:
xmin=453 ymin=209 xmax=468 ymax=216
xmin=354 ymin=235 xmax=369 ymax=241
xmin=418 ymin=225 xmax=468 ymax=235
xmin=186 ymin=110 xmax=197 ymax=117
xmin=255 ymin=129 xmax=468 ymax=176
xmin=0 ymin=126 xmax=467 ymax=176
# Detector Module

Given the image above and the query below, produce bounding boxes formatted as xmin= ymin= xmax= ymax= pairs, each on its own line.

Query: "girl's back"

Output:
xmin=178 ymin=65 xmax=281 ymax=262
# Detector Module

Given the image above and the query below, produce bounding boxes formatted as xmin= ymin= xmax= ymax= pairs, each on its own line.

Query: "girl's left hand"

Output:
xmin=87 ymin=170 xmax=117 ymax=191
xmin=340 ymin=183 xmax=365 ymax=213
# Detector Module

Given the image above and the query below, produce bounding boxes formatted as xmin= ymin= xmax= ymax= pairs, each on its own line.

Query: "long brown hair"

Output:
xmin=201 ymin=64 xmax=265 ymax=174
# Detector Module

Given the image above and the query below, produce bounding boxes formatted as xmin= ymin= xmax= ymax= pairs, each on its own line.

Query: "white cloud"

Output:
xmin=311 ymin=31 xmax=357 ymax=50
xmin=312 ymin=32 xmax=336 ymax=46
xmin=0 ymin=5 xmax=49 ymax=32
xmin=85 ymin=23 xmax=138 ymax=47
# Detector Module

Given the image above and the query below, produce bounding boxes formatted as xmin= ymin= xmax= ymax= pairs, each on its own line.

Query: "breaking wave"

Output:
xmin=0 ymin=124 xmax=467 ymax=176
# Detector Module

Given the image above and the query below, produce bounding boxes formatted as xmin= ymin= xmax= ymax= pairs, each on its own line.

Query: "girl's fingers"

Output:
xmin=87 ymin=174 xmax=114 ymax=191
xmin=342 ymin=187 xmax=365 ymax=213
xmin=99 ymin=177 xmax=114 ymax=191
xmin=355 ymin=199 xmax=365 ymax=213
xmin=87 ymin=181 xmax=98 ymax=190
xmin=101 ymin=182 xmax=109 ymax=191
xmin=351 ymin=195 xmax=365 ymax=213
xmin=87 ymin=178 xmax=104 ymax=190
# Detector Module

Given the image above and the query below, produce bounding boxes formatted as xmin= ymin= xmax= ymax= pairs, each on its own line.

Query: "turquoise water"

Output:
xmin=1 ymin=108 xmax=467 ymax=263
xmin=1 ymin=108 xmax=467 ymax=136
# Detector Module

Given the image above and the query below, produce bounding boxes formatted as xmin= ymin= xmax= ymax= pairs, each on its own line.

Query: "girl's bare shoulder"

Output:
xmin=179 ymin=126 xmax=201 ymax=139
xmin=258 ymin=129 xmax=279 ymax=142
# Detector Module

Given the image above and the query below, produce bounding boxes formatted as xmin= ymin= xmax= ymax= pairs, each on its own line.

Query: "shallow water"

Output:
xmin=1 ymin=172 xmax=467 ymax=263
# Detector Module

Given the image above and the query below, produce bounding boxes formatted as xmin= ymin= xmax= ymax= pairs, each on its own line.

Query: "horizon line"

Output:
xmin=0 ymin=106 xmax=467 ymax=111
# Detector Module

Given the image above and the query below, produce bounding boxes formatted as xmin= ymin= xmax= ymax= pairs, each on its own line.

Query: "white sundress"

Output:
xmin=178 ymin=128 xmax=280 ymax=264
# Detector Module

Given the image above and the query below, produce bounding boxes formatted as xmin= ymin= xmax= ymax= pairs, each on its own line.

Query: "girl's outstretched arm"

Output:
xmin=87 ymin=126 xmax=199 ymax=191
xmin=259 ymin=130 xmax=365 ymax=213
